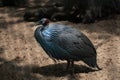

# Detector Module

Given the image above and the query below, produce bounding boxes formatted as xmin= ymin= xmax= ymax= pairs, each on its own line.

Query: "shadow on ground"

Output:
xmin=0 ymin=57 xmax=97 ymax=80
xmin=32 ymin=63 xmax=96 ymax=77
xmin=0 ymin=57 xmax=39 ymax=80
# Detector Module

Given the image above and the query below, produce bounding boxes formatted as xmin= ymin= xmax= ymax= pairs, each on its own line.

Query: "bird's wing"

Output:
xmin=60 ymin=34 xmax=95 ymax=57
xmin=44 ymin=25 xmax=97 ymax=59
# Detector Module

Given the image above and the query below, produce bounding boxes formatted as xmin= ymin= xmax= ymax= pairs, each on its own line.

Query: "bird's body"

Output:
xmin=34 ymin=18 xmax=101 ymax=71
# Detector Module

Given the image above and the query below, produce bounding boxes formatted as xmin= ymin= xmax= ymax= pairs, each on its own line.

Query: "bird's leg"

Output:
xmin=49 ymin=55 xmax=58 ymax=64
xmin=71 ymin=60 xmax=74 ymax=75
xmin=52 ymin=58 xmax=58 ymax=64
xmin=66 ymin=60 xmax=70 ymax=70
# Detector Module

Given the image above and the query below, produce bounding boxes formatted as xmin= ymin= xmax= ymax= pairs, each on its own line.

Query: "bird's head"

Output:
xmin=33 ymin=18 xmax=50 ymax=31
xmin=37 ymin=18 xmax=49 ymax=26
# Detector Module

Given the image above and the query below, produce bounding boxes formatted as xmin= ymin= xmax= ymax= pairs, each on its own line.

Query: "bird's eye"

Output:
xmin=38 ymin=20 xmax=44 ymax=25
xmin=40 ymin=21 xmax=43 ymax=24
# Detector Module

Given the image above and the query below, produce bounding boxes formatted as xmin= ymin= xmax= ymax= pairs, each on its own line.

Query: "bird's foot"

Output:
xmin=96 ymin=65 xmax=102 ymax=70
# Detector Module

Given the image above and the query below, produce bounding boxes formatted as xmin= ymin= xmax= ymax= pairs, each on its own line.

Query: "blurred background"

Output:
xmin=0 ymin=0 xmax=120 ymax=80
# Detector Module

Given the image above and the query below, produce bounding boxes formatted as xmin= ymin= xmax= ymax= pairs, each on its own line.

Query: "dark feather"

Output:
xmin=34 ymin=19 xmax=101 ymax=69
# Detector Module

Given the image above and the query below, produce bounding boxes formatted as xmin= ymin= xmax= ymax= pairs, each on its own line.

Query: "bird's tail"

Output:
xmin=83 ymin=57 xmax=102 ymax=70
xmin=95 ymin=63 xmax=102 ymax=70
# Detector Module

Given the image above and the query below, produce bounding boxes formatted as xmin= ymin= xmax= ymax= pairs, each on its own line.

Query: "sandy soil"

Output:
xmin=0 ymin=7 xmax=120 ymax=80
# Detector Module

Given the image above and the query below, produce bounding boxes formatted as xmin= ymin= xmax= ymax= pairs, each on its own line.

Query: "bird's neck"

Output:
xmin=40 ymin=25 xmax=49 ymax=31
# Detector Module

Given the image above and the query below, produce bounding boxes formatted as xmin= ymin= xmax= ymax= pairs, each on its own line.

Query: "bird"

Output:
xmin=34 ymin=18 xmax=101 ymax=73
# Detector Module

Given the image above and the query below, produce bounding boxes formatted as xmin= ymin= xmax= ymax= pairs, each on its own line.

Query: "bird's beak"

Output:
xmin=34 ymin=24 xmax=43 ymax=28
xmin=34 ymin=22 xmax=42 ymax=28
xmin=32 ymin=22 xmax=43 ymax=30
xmin=36 ymin=22 xmax=40 ymax=25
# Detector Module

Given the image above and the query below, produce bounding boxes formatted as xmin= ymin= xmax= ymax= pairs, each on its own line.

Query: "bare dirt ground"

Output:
xmin=0 ymin=7 xmax=120 ymax=80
